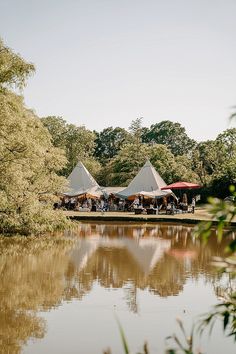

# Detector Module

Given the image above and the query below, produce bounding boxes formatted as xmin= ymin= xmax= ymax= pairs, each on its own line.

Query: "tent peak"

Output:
xmin=63 ymin=160 xmax=102 ymax=197
xmin=116 ymin=160 xmax=171 ymax=199
xmin=143 ymin=159 xmax=152 ymax=167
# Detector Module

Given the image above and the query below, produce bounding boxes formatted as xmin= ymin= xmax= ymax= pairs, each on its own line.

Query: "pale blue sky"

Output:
xmin=1 ymin=0 xmax=236 ymax=141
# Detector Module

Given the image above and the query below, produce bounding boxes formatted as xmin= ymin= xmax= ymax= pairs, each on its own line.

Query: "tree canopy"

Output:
xmin=0 ymin=39 xmax=69 ymax=234
xmin=142 ymin=120 xmax=196 ymax=156
xmin=0 ymin=38 xmax=35 ymax=90
xmin=94 ymin=126 xmax=130 ymax=163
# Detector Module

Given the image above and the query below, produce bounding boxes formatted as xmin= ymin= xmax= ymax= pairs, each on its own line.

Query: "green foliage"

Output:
xmin=0 ymin=38 xmax=35 ymax=90
xmin=81 ymin=157 xmax=102 ymax=180
xmin=150 ymin=145 xmax=199 ymax=185
xmin=129 ymin=117 xmax=144 ymax=144
xmin=0 ymin=38 xmax=71 ymax=235
xmin=191 ymin=129 xmax=236 ymax=197
xmin=195 ymin=187 xmax=236 ymax=245
xmin=194 ymin=186 xmax=236 ymax=342
xmin=41 ymin=116 xmax=68 ymax=148
xmin=99 ymin=142 xmax=200 ymax=187
xmin=94 ymin=126 xmax=131 ymax=163
xmin=166 ymin=318 xmax=196 ymax=354
xmin=191 ymin=140 xmax=217 ymax=186
xmin=198 ymin=293 xmax=236 ymax=341
xmin=42 ymin=116 xmax=97 ymax=176
xmin=0 ymin=90 xmax=70 ymax=234
xmin=99 ymin=143 xmax=150 ymax=186
xmin=142 ymin=120 xmax=196 ymax=156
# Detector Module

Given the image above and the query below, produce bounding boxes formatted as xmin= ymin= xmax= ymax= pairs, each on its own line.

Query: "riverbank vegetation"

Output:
xmin=0 ymin=39 xmax=70 ymax=234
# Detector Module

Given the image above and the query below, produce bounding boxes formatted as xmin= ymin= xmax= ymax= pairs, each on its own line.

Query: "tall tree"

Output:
xmin=99 ymin=143 xmax=150 ymax=186
xmin=0 ymin=39 xmax=69 ymax=234
xmin=129 ymin=117 xmax=143 ymax=145
xmin=41 ymin=116 xmax=68 ymax=148
xmin=94 ymin=127 xmax=130 ymax=162
xmin=191 ymin=140 xmax=217 ymax=186
xmin=142 ymin=120 xmax=196 ymax=156
xmin=150 ymin=145 xmax=199 ymax=185
xmin=210 ymin=128 xmax=236 ymax=197
xmin=42 ymin=116 xmax=96 ymax=176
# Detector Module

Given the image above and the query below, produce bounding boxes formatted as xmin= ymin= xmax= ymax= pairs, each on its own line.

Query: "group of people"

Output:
xmin=59 ymin=196 xmax=126 ymax=212
xmin=57 ymin=194 xmax=196 ymax=214
xmin=131 ymin=195 xmax=196 ymax=214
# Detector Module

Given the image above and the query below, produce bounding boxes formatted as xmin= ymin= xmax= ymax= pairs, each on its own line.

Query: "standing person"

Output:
xmin=133 ymin=196 xmax=139 ymax=208
xmin=191 ymin=197 xmax=196 ymax=214
xmin=100 ymin=198 xmax=105 ymax=211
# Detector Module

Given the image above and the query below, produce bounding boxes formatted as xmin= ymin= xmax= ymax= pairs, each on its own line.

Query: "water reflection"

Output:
xmin=67 ymin=223 xmax=231 ymax=306
xmin=0 ymin=223 xmax=234 ymax=353
xmin=0 ymin=239 xmax=72 ymax=354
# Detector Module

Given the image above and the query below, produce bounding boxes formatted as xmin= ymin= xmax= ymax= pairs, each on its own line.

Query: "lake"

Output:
xmin=0 ymin=222 xmax=235 ymax=354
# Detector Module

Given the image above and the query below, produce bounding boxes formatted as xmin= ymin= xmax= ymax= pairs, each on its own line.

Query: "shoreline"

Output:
xmin=65 ymin=209 xmax=236 ymax=227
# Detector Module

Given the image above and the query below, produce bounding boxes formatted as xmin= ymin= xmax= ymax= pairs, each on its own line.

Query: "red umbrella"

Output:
xmin=161 ymin=181 xmax=201 ymax=190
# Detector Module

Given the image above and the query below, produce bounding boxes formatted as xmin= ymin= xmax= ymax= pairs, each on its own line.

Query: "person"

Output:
xmin=133 ymin=196 xmax=139 ymax=208
xmin=100 ymin=198 xmax=105 ymax=211
xmin=191 ymin=197 xmax=196 ymax=214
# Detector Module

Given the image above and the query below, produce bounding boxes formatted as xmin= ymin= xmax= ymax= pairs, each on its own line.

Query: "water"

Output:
xmin=0 ymin=222 xmax=235 ymax=354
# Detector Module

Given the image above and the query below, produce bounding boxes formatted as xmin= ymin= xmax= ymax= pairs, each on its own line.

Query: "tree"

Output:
xmin=142 ymin=120 xmax=196 ymax=156
xmin=0 ymin=38 xmax=35 ymax=90
xmin=209 ymin=129 xmax=236 ymax=197
xmin=94 ymin=127 xmax=130 ymax=163
xmin=128 ymin=117 xmax=143 ymax=142
xmin=99 ymin=143 xmax=150 ymax=186
xmin=41 ymin=116 xmax=68 ymax=148
xmin=98 ymin=142 xmax=199 ymax=187
xmin=0 ymin=39 xmax=69 ymax=234
xmin=150 ymin=145 xmax=199 ymax=185
xmin=0 ymin=91 xmax=70 ymax=234
xmin=191 ymin=140 xmax=217 ymax=186
xmin=42 ymin=116 xmax=97 ymax=176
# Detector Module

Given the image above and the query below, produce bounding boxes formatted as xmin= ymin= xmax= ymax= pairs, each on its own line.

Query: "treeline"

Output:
xmin=42 ymin=116 xmax=236 ymax=199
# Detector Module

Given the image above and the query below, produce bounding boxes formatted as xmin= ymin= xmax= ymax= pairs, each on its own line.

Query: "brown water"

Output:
xmin=0 ymin=222 xmax=235 ymax=354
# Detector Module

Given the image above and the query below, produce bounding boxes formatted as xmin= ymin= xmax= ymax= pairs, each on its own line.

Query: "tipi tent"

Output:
xmin=63 ymin=161 xmax=103 ymax=198
xmin=116 ymin=160 xmax=173 ymax=199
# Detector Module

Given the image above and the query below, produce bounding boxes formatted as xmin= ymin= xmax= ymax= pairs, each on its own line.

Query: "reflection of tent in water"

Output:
xmin=122 ymin=238 xmax=171 ymax=274
xmin=70 ymin=236 xmax=171 ymax=275
xmin=63 ymin=161 xmax=103 ymax=197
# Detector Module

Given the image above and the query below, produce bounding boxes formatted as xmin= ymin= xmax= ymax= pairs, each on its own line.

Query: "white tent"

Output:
xmin=116 ymin=160 xmax=173 ymax=199
xmin=101 ymin=186 xmax=125 ymax=198
xmin=63 ymin=161 xmax=103 ymax=198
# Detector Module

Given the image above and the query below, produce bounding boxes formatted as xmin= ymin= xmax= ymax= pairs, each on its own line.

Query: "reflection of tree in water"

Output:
xmin=123 ymin=281 xmax=139 ymax=313
xmin=64 ymin=247 xmax=143 ymax=310
xmin=147 ymin=254 xmax=185 ymax=297
xmin=0 ymin=238 xmax=75 ymax=354
xmin=0 ymin=310 xmax=44 ymax=354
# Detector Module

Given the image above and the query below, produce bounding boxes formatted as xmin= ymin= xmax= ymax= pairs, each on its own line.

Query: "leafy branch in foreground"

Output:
xmin=193 ymin=185 xmax=236 ymax=341
xmin=194 ymin=185 xmax=236 ymax=246
xmin=198 ymin=293 xmax=236 ymax=341
xmin=165 ymin=318 xmax=198 ymax=354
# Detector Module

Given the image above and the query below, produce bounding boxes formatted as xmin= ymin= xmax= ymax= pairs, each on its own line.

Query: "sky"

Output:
xmin=0 ymin=0 xmax=236 ymax=141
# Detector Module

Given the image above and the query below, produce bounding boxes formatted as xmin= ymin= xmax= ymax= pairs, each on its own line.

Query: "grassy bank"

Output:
xmin=64 ymin=207 xmax=236 ymax=226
